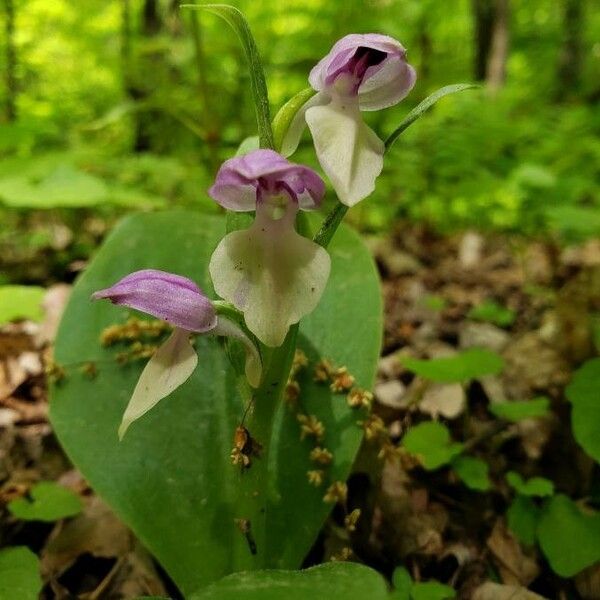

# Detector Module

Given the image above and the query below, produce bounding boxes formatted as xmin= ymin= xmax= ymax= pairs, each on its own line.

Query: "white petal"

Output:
xmin=305 ymin=99 xmax=384 ymax=206
xmin=118 ymin=328 xmax=198 ymax=440
xmin=209 ymin=220 xmax=331 ymax=347
xmin=213 ymin=316 xmax=262 ymax=388
xmin=279 ymin=92 xmax=328 ymax=158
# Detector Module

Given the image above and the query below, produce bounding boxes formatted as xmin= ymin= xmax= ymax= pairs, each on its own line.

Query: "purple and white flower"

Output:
xmin=208 ymin=149 xmax=331 ymax=347
xmin=281 ymin=34 xmax=416 ymax=207
xmin=93 ymin=269 xmax=261 ymax=439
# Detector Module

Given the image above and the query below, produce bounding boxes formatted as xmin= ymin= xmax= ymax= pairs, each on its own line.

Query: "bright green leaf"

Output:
xmin=403 ymin=421 xmax=464 ymax=470
xmin=391 ymin=567 xmax=412 ymax=600
xmin=488 ymin=397 xmax=550 ymax=422
xmin=184 ymin=4 xmax=273 ymax=149
xmin=538 ymin=494 xmax=600 ymax=577
xmin=411 ymin=582 xmax=456 ymax=600
xmin=0 ymin=546 xmax=42 ymax=600
xmin=468 ymin=300 xmax=515 ymax=327
xmin=401 ymin=349 xmax=504 ymax=383
xmin=190 ymin=563 xmax=390 ymax=600
xmin=452 ymin=456 xmax=491 ymax=491
xmin=0 ymin=285 xmax=45 ymax=323
xmin=566 ymin=358 xmax=600 ymax=463
xmin=385 ymin=84 xmax=479 ymax=150
xmin=506 ymin=472 xmax=554 ymax=497
xmin=8 ymin=481 xmax=83 ymax=522
xmin=507 ymin=495 xmax=540 ymax=546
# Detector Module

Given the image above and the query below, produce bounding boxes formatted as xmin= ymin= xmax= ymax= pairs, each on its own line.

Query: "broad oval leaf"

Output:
xmin=565 ymin=358 xmax=600 ymax=463
xmin=0 ymin=546 xmax=42 ymax=600
xmin=8 ymin=481 xmax=82 ymax=521
xmin=190 ymin=562 xmax=389 ymax=600
xmin=49 ymin=210 xmax=382 ymax=595
xmin=537 ymin=494 xmax=600 ymax=577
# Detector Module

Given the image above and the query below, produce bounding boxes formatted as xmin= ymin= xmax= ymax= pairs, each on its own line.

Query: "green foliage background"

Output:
xmin=1 ymin=0 xmax=599 ymax=275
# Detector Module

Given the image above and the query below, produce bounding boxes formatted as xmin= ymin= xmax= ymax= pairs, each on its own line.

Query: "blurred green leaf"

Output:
xmin=403 ymin=421 xmax=463 ymax=470
xmin=507 ymin=496 xmax=539 ymax=546
xmin=401 ymin=349 xmax=504 ymax=383
xmin=0 ymin=285 xmax=45 ymax=323
xmin=0 ymin=546 xmax=42 ymax=600
xmin=566 ymin=358 xmax=600 ymax=463
xmin=506 ymin=472 xmax=554 ymax=497
xmin=538 ymin=495 xmax=600 ymax=577
xmin=488 ymin=397 xmax=550 ymax=422
xmin=391 ymin=567 xmax=413 ymax=600
xmin=452 ymin=456 xmax=491 ymax=491
xmin=467 ymin=300 xmax=515 ymax=327
xmin=411 ymin=582 xmax=456 ymax=600
xmin=8 ymin=482 xmax=83 ymax=522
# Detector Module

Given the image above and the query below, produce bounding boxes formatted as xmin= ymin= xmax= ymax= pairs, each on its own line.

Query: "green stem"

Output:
xmin=231 ymin=325 xmax=298 ymax=570
xmin=313 ymin=201 xmax=348 ymax=249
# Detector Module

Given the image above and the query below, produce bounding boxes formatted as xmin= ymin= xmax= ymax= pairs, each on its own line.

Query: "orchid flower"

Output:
xmin=92 ymin=269 xmax=262 ymax=439
xmin=208 ymin=149 xmax=331 ymax=348
xmin=281 ymin=34 xmax=416 ymax=207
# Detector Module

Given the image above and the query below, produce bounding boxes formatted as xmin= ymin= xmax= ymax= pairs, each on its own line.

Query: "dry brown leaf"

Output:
xmin=473 ymin=582 xmax=548 ymax=600
xmin=419 ymin=383 xmax=465 ymax=419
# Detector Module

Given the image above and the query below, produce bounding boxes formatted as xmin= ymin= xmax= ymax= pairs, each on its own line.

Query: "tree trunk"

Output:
xmin=472 ymin=0 xmax=495 ymax=81
xmin=486 ymin=0 xmax=510 ymax=91
xmin=132 ymin=0 xmax=162 ymax=152
xmin=556 ymin=0 xmax=583 ymax=99
xmin=3 ymin=0 xmax=17 ymax=121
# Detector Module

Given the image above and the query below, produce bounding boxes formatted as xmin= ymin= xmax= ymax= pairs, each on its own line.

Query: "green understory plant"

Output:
xmin=48 ymin=4 xmax=474 ymax=598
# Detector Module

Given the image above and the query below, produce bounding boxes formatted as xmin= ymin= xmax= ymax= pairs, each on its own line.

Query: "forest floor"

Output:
xmin=1 ymin=222 xmax=600 ymax=599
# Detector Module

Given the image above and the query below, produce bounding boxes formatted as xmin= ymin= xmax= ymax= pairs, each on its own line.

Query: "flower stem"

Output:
xmin=313 ymin=201 xmax=348 ymax=249
xmin=231 ymin=325 xmax=298 ymax=570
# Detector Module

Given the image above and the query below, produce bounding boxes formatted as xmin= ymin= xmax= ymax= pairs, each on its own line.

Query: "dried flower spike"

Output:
xmin=330 ymin=367 xmax=355 ymax=393
xmin=359 ymin=414 xmax=387 ymax=441
xmin=347 ymin=387 xmax=373 ymax=409
xmin=344 ymin=508 xmax=361 ymax=532
xmin=297 ymin=414 xmax=325 ymax=441
xmin=310 ymin=446 xmax=333 ymax=465
xmin=284 ymin=380 xmax=301 ymax=405
xmin=307 ymin=470 xmax=325 ymax=487
xmin=330 ymin=547 xmax=353 ymax=562
xmin=313 ymin=358 xmax=334 ymax=383
xmin=323 ymin=481 xmax=348 ymax=504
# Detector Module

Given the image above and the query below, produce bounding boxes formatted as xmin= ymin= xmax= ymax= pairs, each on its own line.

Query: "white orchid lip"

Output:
xmin=208 ymin=149 xmax=331 ymax=348
xmin=281 ymin=33 xmax=416 ymax=207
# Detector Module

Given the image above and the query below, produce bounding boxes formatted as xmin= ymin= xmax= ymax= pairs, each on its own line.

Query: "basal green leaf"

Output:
xmin=507 ymin=496 xmax=539 ymax=546
xmin=190 ymin=563 xmax=389 ymax=600
xmin=0 ymin=546 xmax=42 ymax=600
xmin=488 ymin=397 xmax=550 ymax=422
xmin=0 ymin=285 xmax=45 ymax=323
xmin=566 ymin=358 xmax=600 ymax=463
xmin=401 ymin=349 xmax=504 ymax=383
xmin=385 ymin=84 xmax=478 ymax=150
xmin=391 ymin=567 xmax=412 ymax=600
xmin=452 ymin=456 xmax=491 ymax=491
xmin=506 ymin=472 xmax=554 ymax=498
xmin=50 ymin=211 xmax=382 ymax=594
xmin=402 ymin=421 xmax=463 ymax=470
xmin=538 ymin=494 xmax=600 ymax=577
xmin=183 ymin=4 xmax=273 ymax=149
xmin=8 ymin=481 xmax=83 ymax=522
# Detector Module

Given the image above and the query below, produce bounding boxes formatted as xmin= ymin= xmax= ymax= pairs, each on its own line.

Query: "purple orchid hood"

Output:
xmin=92 ymin=269 xmax=262 ymax=439
xmin=209 ymin=149 xmax=325 ymax=212
xmin=208 ymin=149 xmax=331 ymax=348
xmin=309 ymin=33 xmax=416 ymax=110
xmin=92 ymin=269 xmax=217 ymax=333
xmin=281 ymin=33 xmax=416 ymax=207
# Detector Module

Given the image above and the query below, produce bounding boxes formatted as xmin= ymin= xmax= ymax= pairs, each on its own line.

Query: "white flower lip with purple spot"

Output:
xmin=208 ymin=149 xmax=331 ymax=348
